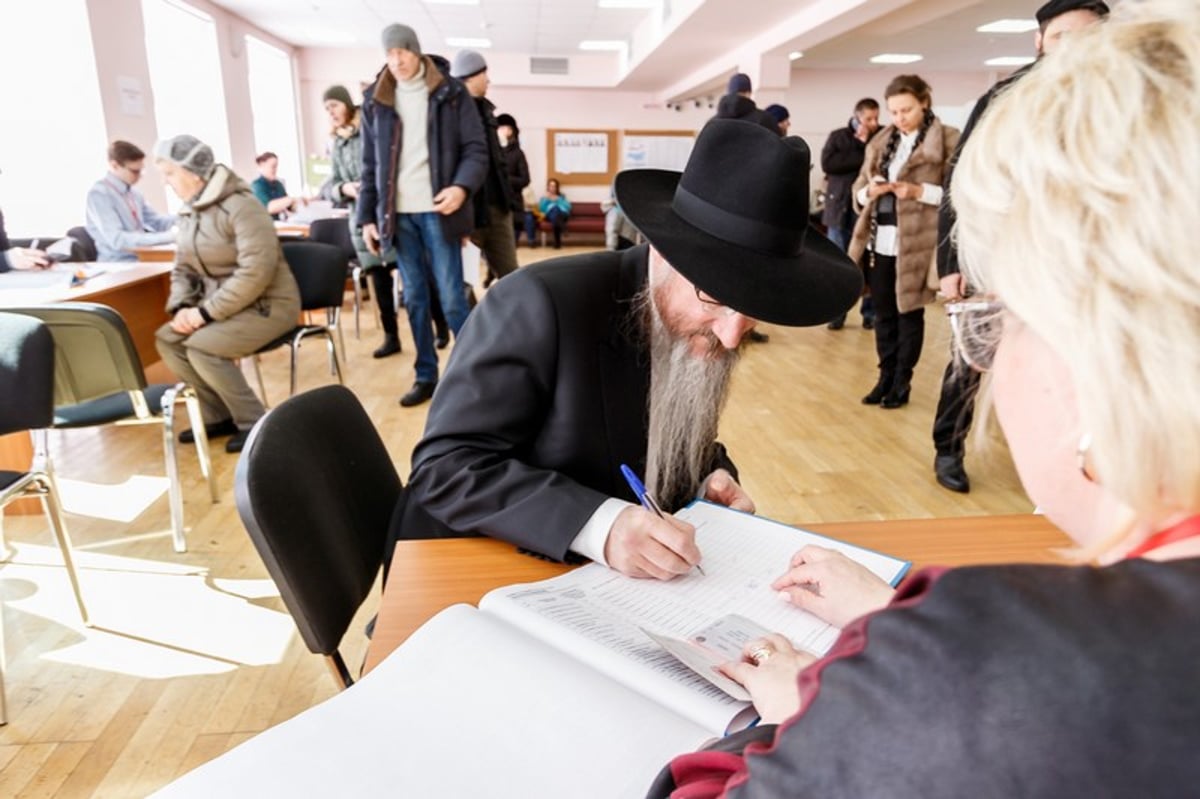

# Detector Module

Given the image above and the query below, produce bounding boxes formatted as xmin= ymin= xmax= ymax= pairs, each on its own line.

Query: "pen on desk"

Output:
xmin=619 ymin=463 xmax=705 ymax=576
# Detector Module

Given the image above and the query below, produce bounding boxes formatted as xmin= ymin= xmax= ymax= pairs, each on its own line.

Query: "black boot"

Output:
xmin=373 ymin=333 xmax=401 ymax=358
xmin=882 ymin=372 xmax=912 ymax=409
xmin=862 ymin=372 xmax=894 ymax=405
xmin=934 ymin=454 xmax=970 ymax=493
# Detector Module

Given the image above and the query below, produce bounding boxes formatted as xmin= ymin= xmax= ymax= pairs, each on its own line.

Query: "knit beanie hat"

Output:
xmin=153 ymin=134 xmax=215 ymax=178
xmin=451 ymin=49 xmax=488 ymax=80
xmin=765 ymin=104 xmax=789 ymax=124
xmin=495 ymin=113 xmax=518 ymax=133
xmin=381 ymin=23 xmax=421 ymax=55
xmin=727 ymin=73 xmax=752 ymax=94
xmin=322 ymin=84 xmax=355 ymax=109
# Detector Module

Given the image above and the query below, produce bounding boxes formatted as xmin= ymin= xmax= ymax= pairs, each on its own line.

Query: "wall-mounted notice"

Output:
xmin=553 ymin=131 xmax=610 ymax=174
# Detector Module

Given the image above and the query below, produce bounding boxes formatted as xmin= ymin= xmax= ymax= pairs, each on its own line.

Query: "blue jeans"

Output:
xmin=393 ymin=213 xmax=470 ymax=383
xmin=826 ymin=225 xmax=851 ymax=253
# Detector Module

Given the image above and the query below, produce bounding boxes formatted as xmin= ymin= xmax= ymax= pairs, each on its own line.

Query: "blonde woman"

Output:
xmin=653 ymin=1 xmax=1200 ymax=794
xmin=849 ymin=74 xmax=958 ymax=408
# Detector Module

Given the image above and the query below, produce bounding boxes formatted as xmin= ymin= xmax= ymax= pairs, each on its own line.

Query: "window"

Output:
xmin=0 ymin=0 xmax=107 ymax=235
xmin=142 ymin=0 xmax=231 ymax=210
xmin=245 ymin=35 xmax=303 ymax=195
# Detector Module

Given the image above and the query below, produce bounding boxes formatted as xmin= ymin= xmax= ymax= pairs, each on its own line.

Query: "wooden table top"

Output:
xmin=0 ymin=262 xmax=172 ymax=306
xmin=363 ymin=513 xmax=1069 ymax=673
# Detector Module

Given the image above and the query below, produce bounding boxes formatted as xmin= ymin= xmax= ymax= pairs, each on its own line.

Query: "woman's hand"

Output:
xmin=866 ymin=180 xmax=893 ymax=200
xmin=170 ymin=307 xmax=208 ymax=335
xmin=890 ymin=181 xmax=924 ymax=200
xmin=719 ymin=634 xmax=816 ymax=724
xmin=772 ymin=545 xmax=895 ymax=628
xmin=7 ymin=247 xmax=50 ymax=270
xmin=341 ymin=181 xmax=360 ymax=199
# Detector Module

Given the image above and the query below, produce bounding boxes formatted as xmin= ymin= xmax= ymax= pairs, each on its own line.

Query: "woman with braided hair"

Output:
xmin=848 ymin=75 xmax=958 ymax=408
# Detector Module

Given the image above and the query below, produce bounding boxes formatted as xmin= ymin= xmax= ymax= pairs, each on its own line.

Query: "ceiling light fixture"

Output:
xmin=976 ymin=19 xmax=1038 ymax=33
xmin=869 ymin=53 xmax=923 ymax=64
xmin=579 ymin=40 xmax=627 ymax=51
xmin=788 ymin=50 xmax=803 ymax=61
xmin=445 ymin=37 xmax=492 ymax=48
xmin=984 ymin=55 xmax=1037 ymax=66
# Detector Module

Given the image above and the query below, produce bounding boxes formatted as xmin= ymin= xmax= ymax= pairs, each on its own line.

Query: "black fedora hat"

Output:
xmin=616 ymin=118 xmax=861 ymax=326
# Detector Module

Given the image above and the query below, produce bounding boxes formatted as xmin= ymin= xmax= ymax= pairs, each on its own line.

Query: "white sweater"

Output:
xmin=394 ymin=64 xmax=435 ymax=213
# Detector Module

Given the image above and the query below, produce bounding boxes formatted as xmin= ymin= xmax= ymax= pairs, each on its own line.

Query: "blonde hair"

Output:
xmin=954 ymin=0 xmax=1200 ymax=523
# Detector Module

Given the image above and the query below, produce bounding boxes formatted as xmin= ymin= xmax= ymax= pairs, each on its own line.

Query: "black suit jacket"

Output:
xmin=390 ymin=245 xmax=737 ymax=562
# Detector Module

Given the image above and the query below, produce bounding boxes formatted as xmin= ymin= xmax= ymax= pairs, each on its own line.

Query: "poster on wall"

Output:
xmin=622 ymin=134 xmax=695 ymax=171
xmin=117 ymin=76 xmax=146 ymax=117
xmin=553 ymin=131 xmax=609 ymax=174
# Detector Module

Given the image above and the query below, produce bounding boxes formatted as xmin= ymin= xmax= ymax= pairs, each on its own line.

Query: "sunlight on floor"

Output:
xmin=56 ymin=474 xmax=169 ymax=522
xmin=1 ymin=543 xmax=297 ymax=679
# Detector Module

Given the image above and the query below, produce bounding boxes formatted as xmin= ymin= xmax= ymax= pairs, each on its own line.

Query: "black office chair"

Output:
xmin=234 ymin=384 xmax=402 ymax=688
xmin=251 ymin=241 xmax=347 ymax=405
xmin=8 ymin=303 xmax=218 ymax=553
xmin=65 ymin=226 xmax=99 ymax=262
xmin=0 ymin=313 xmax=90 ymax=722
xmin=308 ymin=218 xmax=369 ymax=340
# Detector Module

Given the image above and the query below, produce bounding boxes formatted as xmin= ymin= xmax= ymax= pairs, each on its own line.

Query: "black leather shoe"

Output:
xmin=934 ymin=454 xmax=970 ymax=493
xmin=861 ymin=374 xmax=893 ymax=405
xmin=225 ymin=428 xmax=251 ymax=454
xmin=881 ymin=383 xmax=911 ymax=409
xmin=373 ymin=334 xmax=401 ymax=358
xmin=399 ymin=381 xmax=437 ymax=407
xmin=179 ymin=418 xmax=237 ymax=444
xmin=827 ymin=314 xmax=846 ymax=330
xmin=862 ymin=315 xmax=875 ymax=330
xmin=435 ymin=334 xmax=450 ymax=350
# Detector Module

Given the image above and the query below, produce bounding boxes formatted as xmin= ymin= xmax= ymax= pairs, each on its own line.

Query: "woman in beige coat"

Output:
xmin=848 ymin=75 xmax=959 ymax=408
xmin=153 ymin=135 xmax=301 ymax=453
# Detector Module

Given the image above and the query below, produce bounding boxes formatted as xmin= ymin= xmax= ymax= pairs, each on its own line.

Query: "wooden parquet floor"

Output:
xmin=0 ymin=245 xmax=1031 ymax=797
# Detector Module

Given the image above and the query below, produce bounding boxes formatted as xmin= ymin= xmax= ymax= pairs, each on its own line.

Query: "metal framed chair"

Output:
xmin=234 ymin=384 xmax=401 ymax=688
xmin=7 ymin=303 xmax=218 ymax=553
xmin=250 ymin=241 xmax=347 ymax=405
xmin=307 ymin=217 xmax=368 ymax=340
xmin=0 ymin=313 xmax=92 ymax=724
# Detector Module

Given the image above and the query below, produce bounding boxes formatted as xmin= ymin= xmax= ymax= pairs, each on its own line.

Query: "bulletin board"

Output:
xmin=621 ymin=130 xmax=696 ymax=172
xmin=546 ymin=128 xmax=619 ymax=186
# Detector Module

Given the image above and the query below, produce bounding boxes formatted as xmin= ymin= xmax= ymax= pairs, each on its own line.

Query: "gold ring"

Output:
xmin=748 ymin=645 xmax=773 ymax=665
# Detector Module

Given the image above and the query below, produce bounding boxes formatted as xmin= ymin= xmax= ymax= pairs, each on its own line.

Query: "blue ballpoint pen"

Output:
xmin=619 ymin=464 xmax=705 ymax=575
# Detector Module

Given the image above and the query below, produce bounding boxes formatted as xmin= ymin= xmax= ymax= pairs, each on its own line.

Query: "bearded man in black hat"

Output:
xmin=387 ymin=119 xmax=861 ymax=580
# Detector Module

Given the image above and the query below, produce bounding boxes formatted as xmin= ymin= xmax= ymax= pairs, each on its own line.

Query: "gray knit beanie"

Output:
xmin=381 ymin=23 xmax=421 ymax=55
xmin=322 ymin=84 xmax=355 ymax=109
xmin=451 ymin=49 xmax=487 ymax=79
xmin=153 ymin=134 xmax=215 ymax=178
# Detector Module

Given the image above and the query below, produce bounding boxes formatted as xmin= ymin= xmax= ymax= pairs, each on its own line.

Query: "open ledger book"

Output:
xmin=158 ymin=502 xmax=910 ymax=799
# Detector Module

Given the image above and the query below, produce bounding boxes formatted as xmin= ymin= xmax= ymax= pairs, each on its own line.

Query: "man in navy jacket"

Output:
xmin=358 ymin=23 xmax=487 ymax=407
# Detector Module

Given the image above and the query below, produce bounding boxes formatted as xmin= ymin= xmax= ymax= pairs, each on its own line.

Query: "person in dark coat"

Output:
xmin=358 ymin=23 xmax=488 ymax=407
xmin=931 ymin=0 xmax=1109 ymax=493
xmin=495 ymin=113 xmax=534 ymax=246
xmin=650 ymin=5 xmax=1200 ymax=797
xmin=451 ymin=49 xmax=520 ymax=287
xmin=714 ymin=73 xmax=780 ymax=133
xmin=388 ymin=120 xmax=861 ymax=579
xmin=821 ymin=97 xmax=880 ymax=330
xmin=0 ymin=208 xmax=49 ymax=271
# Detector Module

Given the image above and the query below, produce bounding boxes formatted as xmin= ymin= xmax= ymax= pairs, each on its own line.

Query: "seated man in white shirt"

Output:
xmin=85 ymin=140 xmax=176 ymax=261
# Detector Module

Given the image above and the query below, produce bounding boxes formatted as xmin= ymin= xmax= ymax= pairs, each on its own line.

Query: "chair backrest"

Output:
xmin=307 ymin=218 xmax=356 ymax=263
xmin=7 ymin=303 xmax=147 ymax=406
xmin=0 ymin=312 xmax=55 ymax=436
xmin=234 ymin=384 xmax=402 ymax=656
xmin=65 ymin=226 xmax=99 ymax=262
xmin=281 ymin=241 xmax=349 ymax=313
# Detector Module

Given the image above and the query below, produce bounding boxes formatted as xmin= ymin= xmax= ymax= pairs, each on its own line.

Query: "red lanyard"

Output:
xmin=1125 ymin=515 xmax=1200 ymax=559
xmin=106 ymin=176 xmax=141 ymax=227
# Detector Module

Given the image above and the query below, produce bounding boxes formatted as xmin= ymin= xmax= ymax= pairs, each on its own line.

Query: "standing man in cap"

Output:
xmin=715 ymin=73 xmax=780 ymax=133
xmin=358 ymin=23 xmax=488 ymax=407
xmin=387 ymin=119 xmax=861 ymax=579
xmin=451 ymin=49 xmax=520 ymax=286
xmin=931 ymin=0 xmax=1109 ymax=493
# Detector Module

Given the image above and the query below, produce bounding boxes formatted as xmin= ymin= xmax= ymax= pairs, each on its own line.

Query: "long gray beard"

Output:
xmin=638 ymin=286 xmax=739 ymax=510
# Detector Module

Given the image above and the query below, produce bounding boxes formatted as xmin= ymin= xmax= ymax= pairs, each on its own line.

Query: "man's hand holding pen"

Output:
xmin=605 ymin=506 xmax=702 ymax=580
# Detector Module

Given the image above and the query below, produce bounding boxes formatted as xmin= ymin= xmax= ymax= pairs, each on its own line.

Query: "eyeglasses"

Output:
xmin=694 ymin=286 xmax=738 ymax=317
xmin=946 ymin=300 xmax=1005 ymax=372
